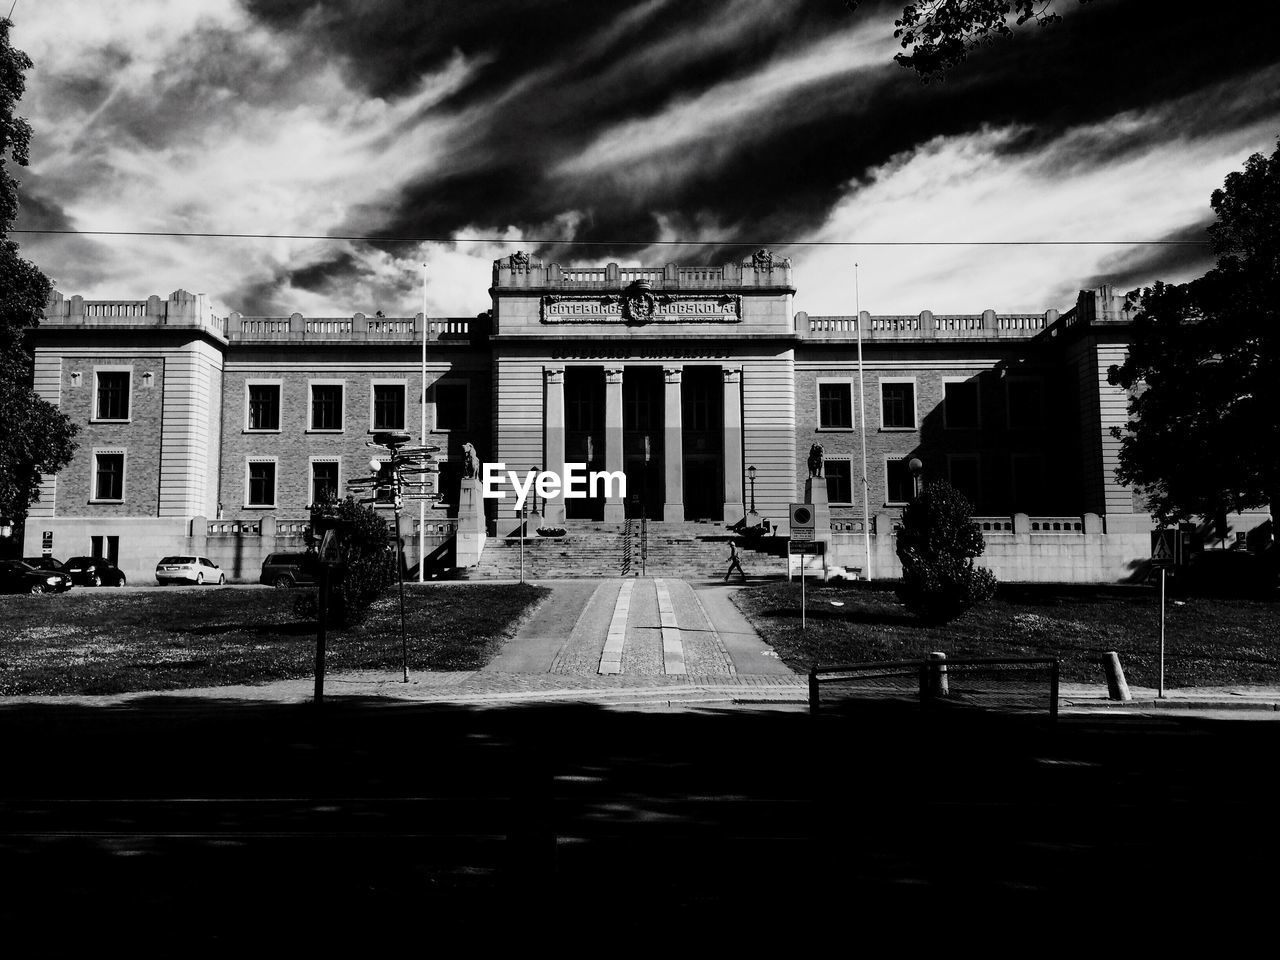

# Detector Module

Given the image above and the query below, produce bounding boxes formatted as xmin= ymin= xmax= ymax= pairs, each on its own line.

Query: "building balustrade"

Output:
xmin=226 ymin=314 xmax=471 ymax=342
xmin=797 ymin=310 xmax=1057 ymax=341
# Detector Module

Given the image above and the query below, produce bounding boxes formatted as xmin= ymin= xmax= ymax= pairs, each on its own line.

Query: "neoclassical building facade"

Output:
xmin=22 ymin=251 xmax=1203 ymax=582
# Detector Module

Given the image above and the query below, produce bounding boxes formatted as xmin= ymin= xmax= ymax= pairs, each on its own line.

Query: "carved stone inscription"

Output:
xmin=541 ymin=294 xmax=741 ymax=324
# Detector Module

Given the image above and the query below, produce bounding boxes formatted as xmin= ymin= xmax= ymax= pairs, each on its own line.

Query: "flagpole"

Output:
xmin=419 ymin=261 xmax=427 ymax=583
xmin=855 ymin=261 xmax=872 ymax=581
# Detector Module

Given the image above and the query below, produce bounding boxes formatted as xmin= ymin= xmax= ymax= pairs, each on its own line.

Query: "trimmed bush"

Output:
xmin=295 ymin=496 xmax=394 ymax=627
xmin=895 ymin=479 xmax=997 ymax=623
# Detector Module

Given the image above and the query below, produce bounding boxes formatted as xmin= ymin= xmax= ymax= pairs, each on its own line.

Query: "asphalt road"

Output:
xmin=2 ymin=698 xmax=1276 ymax=949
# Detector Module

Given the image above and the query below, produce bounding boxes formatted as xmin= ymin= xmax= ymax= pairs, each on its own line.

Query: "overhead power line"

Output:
xmin=9 ymin=228 xmax=1209 ymax=246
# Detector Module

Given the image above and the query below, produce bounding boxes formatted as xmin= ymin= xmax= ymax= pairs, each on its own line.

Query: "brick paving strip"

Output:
xmin=654 ymin=578 xmax=686 ymax=675
xmin=598 ymin=579 xmax=634 ymax=675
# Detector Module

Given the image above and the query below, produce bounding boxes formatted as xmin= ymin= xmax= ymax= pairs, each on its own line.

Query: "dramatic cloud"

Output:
xmin=9 ymin=0 xmax=1280 ymax=317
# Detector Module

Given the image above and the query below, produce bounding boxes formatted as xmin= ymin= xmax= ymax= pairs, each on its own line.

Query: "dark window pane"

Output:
xmin=373 ymin=384 xmax=405 ymax=431
xmin=886 ymin=458 xmax=913 ymax=503
xmin=825 ymin=460 xmax=852 ymax=503
xmin=944 ymin=381 xmax=979 ymax=429
xmin=948 ymin=457 xmax=980 ymax=509
xmin=248 ymin=462 xmax=276 ymax=505
xmin=819 ymin=384 xmax=852 ymax=429
xmin=1012 ymin=456 xmax=1044 ymax=512
xmin=312 ymin=461 xmax=339 ymax=505
xmin=96 ymin=372 xmax=130 ymax=420
xmin=435 ymin=384 xmax=468 ymax=431
xmin=1008 ymin=379 xmax=1043 ymax=430
xmin=312 ymin=385 xmax=343 ymax=430
xmin=882 ymin=383 xmax=915 ymax=429
xmin=248 ymin=384 xmax=280 ymax=430
xmin=95 ymin=453 xmax=124 ymax=500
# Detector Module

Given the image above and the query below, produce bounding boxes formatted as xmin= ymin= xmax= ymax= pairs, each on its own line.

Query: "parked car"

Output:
xmin=0 ymin=559 xmax=74 ymax=594
xmin=156 ymin=556 xmax=226 ymax=585
xmin=24 ymin=556 xmax=67 ymax=573
xmin=259 ymin=552 xmax=317 ymax=589
xmin=63 ymin=556 xmax=128 ymax=587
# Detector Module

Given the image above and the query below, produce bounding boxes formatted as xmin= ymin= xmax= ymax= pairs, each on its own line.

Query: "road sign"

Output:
xmin=1150 ymin=529 xmax=1176 ymax=567
xmin=790 ymin=503 xmax=814 ymax=540
xmin=789 ymin=540 xmax=824 ymax=555
xmin=42 ymin=530 xmax=53 ymax=556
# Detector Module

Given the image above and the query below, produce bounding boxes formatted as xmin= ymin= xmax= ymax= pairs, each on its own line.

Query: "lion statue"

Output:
xmin=807 ymin=443 xmax=824 ymax=479
xmin=462 ymin=442 xmax=480 ymax=480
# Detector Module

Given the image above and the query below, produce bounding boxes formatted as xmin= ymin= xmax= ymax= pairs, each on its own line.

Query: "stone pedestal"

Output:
xmin=455 ymin=477 xmax=487 ymax=567
xmin=805 ymin=476 xmax=833 ymax=546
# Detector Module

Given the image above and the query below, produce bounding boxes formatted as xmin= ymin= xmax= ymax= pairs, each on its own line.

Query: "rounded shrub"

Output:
xmin=895 ymin=478 xmax=998 ymax=623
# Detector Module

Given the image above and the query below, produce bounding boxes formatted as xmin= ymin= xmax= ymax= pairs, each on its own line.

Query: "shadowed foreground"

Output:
xmin=2 ymin=697 xmax=1277 ymax=948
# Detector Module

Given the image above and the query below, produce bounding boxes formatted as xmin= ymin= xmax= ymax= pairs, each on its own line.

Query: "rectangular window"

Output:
xmin=96 ymin=371 xmax=130 ymax=420
xmin=825 ymin=459 xmax=853 ymax=503
xmin=94 ymin=452 xmax=124 ymax=501
xmin=948 ymin=455 xmax=981 ymax=509
xmin=434 ymin=383 xmax=468 ymax=431
xmin=247 ymin=383 xmax=280 ymax=431
xmin=372 ymin=383 xmax=406 ymax=431
xmin=886 ymin=457 xmax=913 ymax=505
xmin=247 ymin=460 xmax=276 ymax=507
xmin=311 ymin=384 xmax=344 ymax=431
xmin=1007 ymin=378 xmax=1044 ymax=430
xmin=881 ymin=381 xmax=916 ymax=429
xmin=311 ymin=460 xmax=339 ymax=506
xmin=1011 ymin=454 xmax=1044 ymax=512
xmin=818 ymin=382 xmax=853 ymax=429
xmin=944 ymin=380 xmax=980 ymax=430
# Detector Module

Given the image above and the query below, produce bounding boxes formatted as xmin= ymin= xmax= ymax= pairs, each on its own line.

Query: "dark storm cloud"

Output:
xmin=1080 ymin=219 xmax=1217 ymax=293
xmin=232 ymin=0 xmax=1280 ymax=269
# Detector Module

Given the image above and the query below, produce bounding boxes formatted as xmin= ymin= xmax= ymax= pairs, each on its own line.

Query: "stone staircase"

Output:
xmin=467 ymin=519 xmax=788 ymax=579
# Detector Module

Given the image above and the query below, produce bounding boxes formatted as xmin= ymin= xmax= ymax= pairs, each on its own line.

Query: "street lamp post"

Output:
xmin=747 ymin=465 xmax=757 ymax=515
xmin=909 ymin=457 xmax=923 ymax=499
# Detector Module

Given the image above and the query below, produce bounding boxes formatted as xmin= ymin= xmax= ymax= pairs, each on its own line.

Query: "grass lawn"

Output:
xmin=733 ymin=581 xmax=1280 ymax=688
xmin=0 ymin=583 xmax=549 ymax=696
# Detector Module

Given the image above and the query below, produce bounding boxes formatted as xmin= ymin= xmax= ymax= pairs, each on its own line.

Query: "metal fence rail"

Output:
xmin=809 ymin=656 xmax=1059 ymax=720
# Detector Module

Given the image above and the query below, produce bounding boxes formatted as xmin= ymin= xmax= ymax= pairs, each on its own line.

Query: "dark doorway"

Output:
xmin=565 ymin=367 xmax=605 ymax=521
xmin=623 ymin=367 xmax=664 ymax=520
xmin=682 ymin=367 xmax=723 ymax=520
xmin=90 ymin=535 xmax=120 ymax=564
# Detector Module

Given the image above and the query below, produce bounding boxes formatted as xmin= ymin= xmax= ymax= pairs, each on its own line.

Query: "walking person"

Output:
xmin=724 ymin=539 xmax=747 ymax=582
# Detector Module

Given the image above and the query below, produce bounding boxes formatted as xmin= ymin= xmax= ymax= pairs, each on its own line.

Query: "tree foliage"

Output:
xmin=895 ymin=479 xmax=997 ymax=622
xmin=846 ymin=1 xmax=1092 ymax=79
xmin=1108 ymin=139 xmax=1280 ymax=525
xmin=0 ymin=18 xmax=76 ymax=527
xmin=302 ymin=495 xmax=394 ymax=627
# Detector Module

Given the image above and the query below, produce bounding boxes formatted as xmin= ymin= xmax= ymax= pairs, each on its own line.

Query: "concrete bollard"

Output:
xmin=926 ymin=651 xmax=949 ymax=698
xmin=1102 ymin=651 xmax=1131 ymax=701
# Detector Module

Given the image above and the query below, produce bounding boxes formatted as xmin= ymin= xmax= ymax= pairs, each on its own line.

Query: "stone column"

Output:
xmin=663 ymin=366 xmax=684 ymax=522
xmin=544 ymin=366 xmax=566 ymax=524
xmin=722 ymin=366 xmax=744 ymax=523
xmin=603 ymin=367 xmax=625 ymax=522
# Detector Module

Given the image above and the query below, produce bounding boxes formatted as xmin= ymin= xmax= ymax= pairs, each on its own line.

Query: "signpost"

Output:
xmin=1150 ymin=530 xmax=1177 ymax=699
xmin=790 ymin=504 xmax=816 ymax=630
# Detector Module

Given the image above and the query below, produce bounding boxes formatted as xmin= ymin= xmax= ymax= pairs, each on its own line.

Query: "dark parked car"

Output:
xmin=24 ymin=556 xmax=67 ymax=573
xmin=259 ymin=552 xmax=317 ymax=589
xmin=62 ymin=556 xmax=128 ymax=587
xmin=0 ymin=559 xmax=74 ymax=594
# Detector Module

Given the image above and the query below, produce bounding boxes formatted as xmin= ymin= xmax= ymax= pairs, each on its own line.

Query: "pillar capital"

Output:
xmin=544 ymin=366 xmax=565 ymax=384
xmin=722 ymin=366 xmax=741 ymax=384
xmin=604 ymin=367 xmax=625 ymax=384
xmin=663 ymin=365 xmax=683 ymax=384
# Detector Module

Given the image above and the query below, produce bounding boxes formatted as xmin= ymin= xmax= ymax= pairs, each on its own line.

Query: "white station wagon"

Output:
xmin=156 ymin=556 xmax=226 ymax=586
